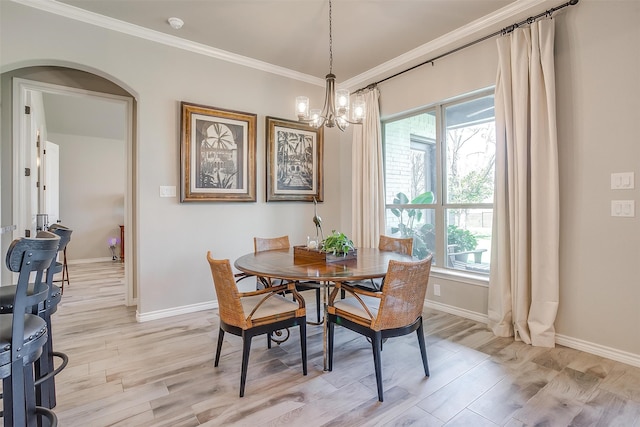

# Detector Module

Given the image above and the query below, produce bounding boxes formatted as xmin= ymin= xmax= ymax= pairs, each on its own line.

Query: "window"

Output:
xmin=383 ymin=90 xmax=495 ymax=274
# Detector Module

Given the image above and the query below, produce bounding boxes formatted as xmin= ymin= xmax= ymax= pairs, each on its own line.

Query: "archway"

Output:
xmin=0 ymin=65 xmax=137 ymax=305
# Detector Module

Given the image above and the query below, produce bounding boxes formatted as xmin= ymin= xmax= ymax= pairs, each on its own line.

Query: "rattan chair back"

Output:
xmin=207 ymin=254 xmax=248 ymax=329
xmin=379 ymin=235 xmax=413 ymax=256
xmin=254 ymin=235 xmax=290 ymax=253
xmin=373 ymin=256 xmax=432 ymax=331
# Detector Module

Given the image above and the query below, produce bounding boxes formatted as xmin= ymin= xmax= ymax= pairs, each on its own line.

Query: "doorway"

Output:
xmin=11 ymin=76 xmax=135 ymax=306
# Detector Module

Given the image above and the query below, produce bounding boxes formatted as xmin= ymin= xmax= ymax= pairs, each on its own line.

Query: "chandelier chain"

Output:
xmin=329 ymin=0 xmax=333 ymax=74
xmin=294 ymin=0 xmax=364 ymax=130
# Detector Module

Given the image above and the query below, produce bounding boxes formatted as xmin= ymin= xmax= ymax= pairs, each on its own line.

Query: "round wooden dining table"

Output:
xmin=234 ymin=246 xmax=414 ymax=369
xmin=234 ymin=246 xmax=413 ymax=282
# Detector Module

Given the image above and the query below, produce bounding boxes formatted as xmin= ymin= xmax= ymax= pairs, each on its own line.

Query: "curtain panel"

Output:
xmin=488 ymin=19 xmax=560 ymax=347
xmin=351 ymin=87 xmax=385 ymax=248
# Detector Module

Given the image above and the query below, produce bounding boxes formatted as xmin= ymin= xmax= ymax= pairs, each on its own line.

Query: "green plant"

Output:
xmin=447 ymin=225 xmax=477 ymax=252
xmin=321 ymin=230 xmax=355 ymax=256
xmin=389 ymin=191 xmax=435 ymax=259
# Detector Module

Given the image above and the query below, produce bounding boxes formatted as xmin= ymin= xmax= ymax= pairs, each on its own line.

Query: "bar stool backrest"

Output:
xmin=4 ymin=232 xmax=60 ymax=359
xmin=48 ymin=224 xmax=72 ymax=252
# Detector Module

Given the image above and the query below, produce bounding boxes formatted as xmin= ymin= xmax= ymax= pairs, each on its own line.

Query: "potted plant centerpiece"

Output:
xmin=293 ymin=230 xmax=357 ymax=263
xmin=321 ymin=230 xmax=356 ymax=257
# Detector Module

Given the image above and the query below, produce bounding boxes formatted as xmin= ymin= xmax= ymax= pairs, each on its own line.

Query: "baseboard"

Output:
xmin=425 ymin=299 xmax=489 ymax=324
xmin=424 ymin=299 xmax=640 ymax=369
xmin=68 ymin=257 xmax=115 ymax=264
xmin=555 ymin=334 xmax=640 ymax=368
xmin=133 ymin=296 xmax=640 ymax=368
xmin=136 ymin=300 xmax=218 ymax=323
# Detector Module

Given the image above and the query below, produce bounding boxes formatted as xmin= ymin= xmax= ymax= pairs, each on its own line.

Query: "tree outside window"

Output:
xmin=384 ymin=91 xmax=495 ymax=273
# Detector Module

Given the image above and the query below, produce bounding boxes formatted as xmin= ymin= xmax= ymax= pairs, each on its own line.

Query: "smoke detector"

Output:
xmin=168 ymin=17 xmax=184 ymax=30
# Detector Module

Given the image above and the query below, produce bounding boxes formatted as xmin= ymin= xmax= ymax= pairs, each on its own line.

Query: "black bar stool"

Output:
xmin=1 ymin=232 xmax=60 ymax=426
xmin=48 ymin=224 xmax=72 ymax=294
xmin=35 ymin=225 xmax=72 ymax=409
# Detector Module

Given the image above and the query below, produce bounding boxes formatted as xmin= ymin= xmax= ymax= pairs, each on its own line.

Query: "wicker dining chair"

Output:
xmin=253 ymin=235 xmax=322 ymax=323
xmin=206 ymin=252 xmax=307 ymax=397
xmin=327 ymin=255 xmax=432 ymax=402
xmin=346 ymin=235 xmax=414 ymax=294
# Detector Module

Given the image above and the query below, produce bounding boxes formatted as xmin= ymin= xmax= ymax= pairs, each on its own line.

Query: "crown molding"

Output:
xmin=342 ymin=0 xmax=554 ymax=89
xmin=14 ymin=0 xmax=558 ymax=90
xmin=12 ymin=0 xmax=326 ymax=87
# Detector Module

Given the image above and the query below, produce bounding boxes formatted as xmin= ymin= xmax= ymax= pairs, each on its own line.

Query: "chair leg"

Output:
xmin=239 ymin=333 xmax=253 ymax=397
xmin=3 ymin=375 xmax=15 ymax=426
xmin=61 ymin=248 xmax=69 ymax=294
xmin=3 ymin=368 xmax=58 ymax=427
xmin=416 ymin=319 xmax=430 ymax=377
xmin=328 ymin=321 xmax=334 ymax=371
xmin=300 ymin=321 xmax=307 ymax=375
xmin=35 ymin=340 xmax=54 ymax=409
xmin=267 ymin=332 xmax=272 ymax=349
xmin=371 ymin=331 xmax=384 ymax=402
xmin=214 ymin=328 xmax=224 ymax=367
xmin=7 ymin=359 xmax=28 ymax=427
xmin=315 ymin=288 xmax=321 ymax=323
xmin=23 ymin=363 xmax=39 ymax=427
xmin=36 ymin=314 xmax=59 ymax=410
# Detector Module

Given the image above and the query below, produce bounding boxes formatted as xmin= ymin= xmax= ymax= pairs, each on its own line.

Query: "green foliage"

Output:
xmin=321 ymin=230 xmax=355 ymax=256
xmin=389 ymin=191 xmax=435 ymax=259
xmin=447 ymin=225 xmax=477 ymax=252
xmin=449 ymin=170 xmax=494 ymax=204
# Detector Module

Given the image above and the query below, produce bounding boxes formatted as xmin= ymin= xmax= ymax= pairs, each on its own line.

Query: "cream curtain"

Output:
xmin=351 ymin=87 xmax=385 ymax=248
xmin=488 ymin=19 xmax=559 ymax=347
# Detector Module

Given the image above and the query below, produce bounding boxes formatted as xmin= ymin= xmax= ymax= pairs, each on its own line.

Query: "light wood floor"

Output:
xmin=19 ymin=262 xmax=640 ymax=426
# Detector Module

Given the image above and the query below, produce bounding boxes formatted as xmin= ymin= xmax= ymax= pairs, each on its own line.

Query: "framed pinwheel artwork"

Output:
xmin=180 ymin=102 xmax=256 ymax=202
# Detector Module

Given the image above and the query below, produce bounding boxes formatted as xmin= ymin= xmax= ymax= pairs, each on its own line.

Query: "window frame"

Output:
xmin=382 ymin=88 xmax=495 ymax=277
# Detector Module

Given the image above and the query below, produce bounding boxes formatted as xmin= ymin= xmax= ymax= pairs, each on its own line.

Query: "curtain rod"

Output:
xmin=355 ymin=0 xmax=579 ymax=93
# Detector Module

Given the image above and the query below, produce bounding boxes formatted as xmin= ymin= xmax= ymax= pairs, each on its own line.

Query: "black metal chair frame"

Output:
xmin=35 ymin=226 xmax=72 ymax=410
xmin=215 ymin=316 xmax=307 ymax=397
xmin=1 ymin=234 xmax=60 ymax=426
xmin=327 ymin=314 xmax=429 ymax=402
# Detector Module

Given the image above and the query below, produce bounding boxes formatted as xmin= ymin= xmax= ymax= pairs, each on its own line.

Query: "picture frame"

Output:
xmin=266 ymin=116 xmax=324 ymax=202
xmin=180 ymin=102 xmax=256 ymax=202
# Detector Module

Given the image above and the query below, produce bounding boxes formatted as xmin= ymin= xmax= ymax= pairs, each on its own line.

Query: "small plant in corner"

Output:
xmin=321 ymin=230 xmax=355 ymax=256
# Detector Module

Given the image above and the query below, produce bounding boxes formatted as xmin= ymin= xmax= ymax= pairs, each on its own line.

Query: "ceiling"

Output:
xmin=48 ymin=0 xmax=533 ymax=87
xmin=27 ymin=0 xmax=563 ymax=140
xmin=42 ymin=93 xmax=127 ymax=141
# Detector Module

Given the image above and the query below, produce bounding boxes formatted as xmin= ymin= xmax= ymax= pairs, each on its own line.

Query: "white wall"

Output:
xmin=1 ymin=0 xmax=639 ymax=363
xmin=553 ymin=0 xmax=640 ymax=361
xmin=48 ymin=132 xmax=125 ymax=261
xmin=379 ymin=0 xmax=640 ymax=360
xmin=0 ymin=1 xmax=340 ymax=316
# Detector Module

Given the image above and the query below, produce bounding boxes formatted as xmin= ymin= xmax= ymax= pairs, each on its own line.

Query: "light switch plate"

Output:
xmin=159 ymin=186 xmax=176 ymax=198
xmin=611 ymin=200 xmax=635 ymax=217
xmin=611 ymin=172 xmax=635 ymax=189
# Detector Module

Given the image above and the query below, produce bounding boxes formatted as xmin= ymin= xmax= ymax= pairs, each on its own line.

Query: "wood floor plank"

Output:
xmin=9 ymin=260 xmax=635 ymax=427
xmin=417 ymin=358 xmax=507 ymax=423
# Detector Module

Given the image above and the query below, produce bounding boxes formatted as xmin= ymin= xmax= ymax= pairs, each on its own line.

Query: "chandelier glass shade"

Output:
xmin=295 ymin=0 xmax=365 ymax=131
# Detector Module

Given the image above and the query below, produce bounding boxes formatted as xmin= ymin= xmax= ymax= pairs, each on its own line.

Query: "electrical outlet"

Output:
xmin=433 ymin=284 xmax=441 ymax=296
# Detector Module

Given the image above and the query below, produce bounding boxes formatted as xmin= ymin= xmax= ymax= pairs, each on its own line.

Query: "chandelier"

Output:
xmin=295 ymin=0 xmax=365 ymax=131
